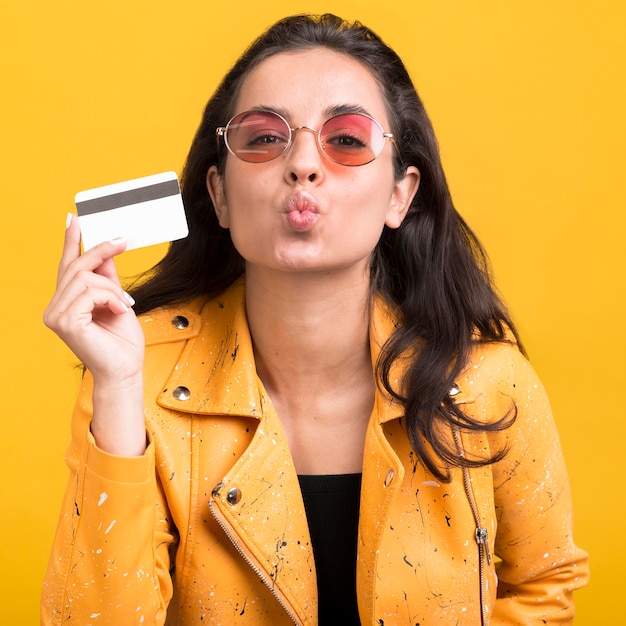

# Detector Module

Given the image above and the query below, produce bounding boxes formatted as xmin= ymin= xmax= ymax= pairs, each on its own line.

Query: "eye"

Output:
xmin=324 ymin=131 xmax=367 ymax=149
xmin=228 ymin=112 xmax=291 ymax=151
xmin=243 ymin=114 xmax=290 ymax=146
xmin=322 ymin=114 xmax=376 ymax=152
xmin=246 ymin=129 xmax=289 ymax=146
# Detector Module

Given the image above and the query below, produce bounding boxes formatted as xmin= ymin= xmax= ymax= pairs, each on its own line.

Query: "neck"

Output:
xmin=245 ymin=266 xmax=373 ymax=403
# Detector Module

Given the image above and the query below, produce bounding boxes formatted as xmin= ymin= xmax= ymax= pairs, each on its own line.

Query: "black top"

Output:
xmin=298 ymin=473 xmax=362 ymax=625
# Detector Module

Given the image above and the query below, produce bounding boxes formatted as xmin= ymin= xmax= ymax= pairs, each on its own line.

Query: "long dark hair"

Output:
xmin=130 ymin=14 xmax=522 ymax=481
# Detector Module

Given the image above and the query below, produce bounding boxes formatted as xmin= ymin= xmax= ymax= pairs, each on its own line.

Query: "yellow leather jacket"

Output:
xmin=41 ymin=279 xmax=589 ymax=625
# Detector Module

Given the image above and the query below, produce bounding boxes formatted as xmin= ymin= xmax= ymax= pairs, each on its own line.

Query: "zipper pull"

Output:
xmin=475 ymin=527 xmax=492 ymax=566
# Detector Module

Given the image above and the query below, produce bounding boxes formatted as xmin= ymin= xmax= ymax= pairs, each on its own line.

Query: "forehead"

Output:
xmin=234 ymin=48 xmax=390 ymax=124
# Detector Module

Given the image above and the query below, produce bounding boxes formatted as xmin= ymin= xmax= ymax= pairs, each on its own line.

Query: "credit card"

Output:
xmin=75 ymin=171 xmax=188 ymax=251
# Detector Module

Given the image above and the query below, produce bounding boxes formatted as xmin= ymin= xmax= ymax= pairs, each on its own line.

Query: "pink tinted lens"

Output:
xmin=225 ymin=111 xmax=290 ymax=162
xmin=320 ymin=114 xmax=385 ymax=165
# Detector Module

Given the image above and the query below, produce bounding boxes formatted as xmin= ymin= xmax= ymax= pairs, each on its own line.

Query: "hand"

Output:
xmin=44 ymin=214 xmax=145 ymax=380
xmin=44 ymin=215 xmax=147 ymax=455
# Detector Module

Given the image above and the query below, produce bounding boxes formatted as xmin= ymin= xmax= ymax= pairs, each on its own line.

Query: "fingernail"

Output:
xmin=119 ymin=300 xmax=129 ymax=312
xmin=109 ymin=236 xmax=126 ymax=245
xmin=123 ymin=291 xmax=136 ymax=306
xmin=66 ymin=213 xmax=73 ymax=229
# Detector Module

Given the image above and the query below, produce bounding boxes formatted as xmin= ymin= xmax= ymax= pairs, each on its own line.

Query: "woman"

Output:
xmin=42 ymin=13 xmax=589 ymax=625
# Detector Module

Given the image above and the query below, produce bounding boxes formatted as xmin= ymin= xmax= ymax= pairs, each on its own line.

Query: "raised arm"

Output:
xmin=43 ymin=214 xmax=146 ymax=456
xmin=42 ymin=216 xmax=177 ymax=623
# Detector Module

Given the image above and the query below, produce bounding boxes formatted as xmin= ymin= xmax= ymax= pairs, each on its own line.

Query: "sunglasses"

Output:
xmin=216 ymin=110 xmax=395 ymax=166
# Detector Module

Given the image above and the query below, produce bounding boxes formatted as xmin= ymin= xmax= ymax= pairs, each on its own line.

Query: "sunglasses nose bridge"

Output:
xmin=290 ymin=125 xmax=320 ymax=143
xmin=291 ymin=125 xmax=318 ymax=135
xmin=288 ymin=125 xmax=324 ymax=156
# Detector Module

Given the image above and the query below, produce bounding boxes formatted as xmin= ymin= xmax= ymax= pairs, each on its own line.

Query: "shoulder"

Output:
xmin=138 ymin=298 xmax=205 ymax=347
xmin=452 ymin=341 xmax=547 ymax=421
xmin=464 ymin=340 xmax=528 ymax=386
xmin=137 ymin=279 xmax=246 ymax=347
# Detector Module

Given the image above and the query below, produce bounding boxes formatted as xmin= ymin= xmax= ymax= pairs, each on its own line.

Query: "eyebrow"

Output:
xmin=325 ymin=103 xmax=373 ymax=118
xmin=248 ymin=103 xmax=375 ymax=124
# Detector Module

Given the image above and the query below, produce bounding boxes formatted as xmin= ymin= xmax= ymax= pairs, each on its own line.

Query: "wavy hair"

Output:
xmin=130 ymin=13 xmax=522 ymax=481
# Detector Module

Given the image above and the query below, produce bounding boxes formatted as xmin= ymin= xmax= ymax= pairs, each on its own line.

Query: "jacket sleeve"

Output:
xmin=41 ymin=373 xmax=177 ymax=625
xmin=484 ymin=346 xmax=590 ymax=624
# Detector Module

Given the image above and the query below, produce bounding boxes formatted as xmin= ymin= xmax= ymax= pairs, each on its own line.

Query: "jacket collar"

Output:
xmin=157 ymin=278 xmax=405 ymax=424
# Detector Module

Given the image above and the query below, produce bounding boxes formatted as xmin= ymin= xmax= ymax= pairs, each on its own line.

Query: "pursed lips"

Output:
xmin=284 ymin=191 xmax=319 ymax=232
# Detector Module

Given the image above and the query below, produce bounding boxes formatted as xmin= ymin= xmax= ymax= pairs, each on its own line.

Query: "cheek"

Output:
xmin=331 ymin=192 xmax=392 ymax=255
xmin=220 ymin=180 xmax=272 ymax=255
xmin=223 ymin=160 xmax=271 ymax=206
xmin=341 ymin=173 xmax=396 ymax=223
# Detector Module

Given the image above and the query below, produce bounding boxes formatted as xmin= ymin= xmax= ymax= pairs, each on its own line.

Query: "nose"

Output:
xmin=285 ymin=126 xmax=323 ymax=183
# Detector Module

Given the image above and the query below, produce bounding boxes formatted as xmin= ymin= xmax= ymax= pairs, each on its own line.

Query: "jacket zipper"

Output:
xmin=208 ymin=498 xmax=302 ymax=626
xmin=453 ymin=429 xmax=490 ymax=626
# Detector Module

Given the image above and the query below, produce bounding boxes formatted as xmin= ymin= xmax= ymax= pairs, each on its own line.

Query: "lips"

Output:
xmin=285 ymin=192 xmax=319 ymax=232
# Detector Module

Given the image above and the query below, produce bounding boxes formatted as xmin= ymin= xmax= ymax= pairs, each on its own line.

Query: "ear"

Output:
xmin=385 ymin=166 xmax=420 ymax=229
xmin=206 ymin=166 xmax=230 ymax=228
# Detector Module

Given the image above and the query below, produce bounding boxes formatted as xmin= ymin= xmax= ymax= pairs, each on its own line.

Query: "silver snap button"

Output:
xmin=226 ymin=487 xmax=242 ymax=505
xmin=171 ymin=315 xmax=189 ymax=329
xmin=384 ymin=469 xmax=395 ymax=487
xmin=172 ymin=386 xmax=191 ymax=401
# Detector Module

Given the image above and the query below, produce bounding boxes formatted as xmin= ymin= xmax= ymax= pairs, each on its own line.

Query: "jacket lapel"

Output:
xmin=157 ymin=279 xmax=263 ymax=419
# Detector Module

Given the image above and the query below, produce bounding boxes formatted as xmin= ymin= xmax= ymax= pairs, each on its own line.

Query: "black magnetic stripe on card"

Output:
xmin=75 ymin=179 xmax=180 ymax=216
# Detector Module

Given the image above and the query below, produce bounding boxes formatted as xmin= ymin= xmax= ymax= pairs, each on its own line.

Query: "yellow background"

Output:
xmin=1 ymin=1 xmax=624 ymax=623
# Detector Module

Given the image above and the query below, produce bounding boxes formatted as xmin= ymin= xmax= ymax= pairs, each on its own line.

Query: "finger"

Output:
xmin=83 ymin=237 xmax=128 ymax=281
xmin=45 ymin=265 xmax=135 ymax=330
xmin=93 ymin=245 xmax=124 ymax=287
xmin=56 ymin=234 xmax=128 ymax=294
xmin=56 ymin=213 xmax=81 ymax=285
xmin=71 ymin=285 xmax=133 ymax=320
xmin=46 ymin=284 xmax=133 ymax=336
